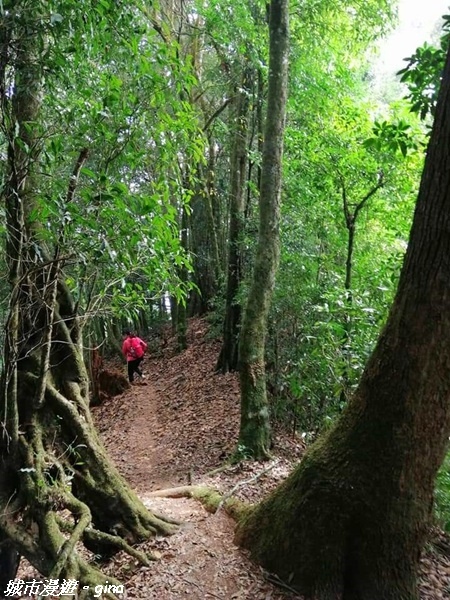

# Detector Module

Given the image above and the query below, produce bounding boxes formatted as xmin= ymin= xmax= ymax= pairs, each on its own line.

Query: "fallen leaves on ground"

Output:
xmin=17 ymin=317 xmax=450 ymax=599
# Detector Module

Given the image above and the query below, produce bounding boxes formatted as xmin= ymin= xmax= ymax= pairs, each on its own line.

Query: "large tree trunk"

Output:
xmin=236 ymin=0 xmax=289 ymax=458
xmin=235 ymin=43 xmax=450 ymax=599
xmin=0 ymin=7 xmax=175 ymax=597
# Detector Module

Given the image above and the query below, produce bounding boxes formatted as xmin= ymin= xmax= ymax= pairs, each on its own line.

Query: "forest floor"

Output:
xmin=17 ymin=317 xmax=450 ymax=598
xmin=90 ymin=317 xmax=450 ymax=600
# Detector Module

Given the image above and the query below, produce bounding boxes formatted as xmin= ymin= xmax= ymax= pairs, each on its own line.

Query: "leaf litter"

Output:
xmin=16 ymin=317 xmax=450 ymax=598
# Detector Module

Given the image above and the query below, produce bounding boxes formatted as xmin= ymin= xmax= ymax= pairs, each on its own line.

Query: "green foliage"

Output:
xmin=0 ymin=0 xmax=206 ymax=324
xmin=268 ymin=62 xmax=423 ymax=432
xmin=398 ymin=43 xmax=445 ymax=120
xmin=398 ymin=14 xmax=450 ymax=120
xmin=435 ymin=451 xmax=450 ymax=531
xmin=363 ymin=119 xmax=421 ymax=157
xmin=0 ymin=0 xmax=427 ymax=438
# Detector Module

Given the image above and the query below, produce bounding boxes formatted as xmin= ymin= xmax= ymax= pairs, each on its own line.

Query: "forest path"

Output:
xmin=94 ymin=319 xmax=250 ymax=493
xmin=95 ymin=377 xmax=178 ymax=494
xmin=93 ymin=318 xmax=304 ymax=599
xmin=91 ymin=318 xmax=450 ymax=600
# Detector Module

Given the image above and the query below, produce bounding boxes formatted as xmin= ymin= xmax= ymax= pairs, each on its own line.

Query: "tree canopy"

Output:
xmin=1 ymin=0 xmax=449 ymax=597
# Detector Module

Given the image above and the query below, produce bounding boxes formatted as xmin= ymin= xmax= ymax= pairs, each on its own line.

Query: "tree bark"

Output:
xmin=177 ymin=205 xmax=189 ymax=351
xmin=0 ymin=6 xmax=176 ymax=596
xmin=188 ymin=159 xmax=221 ymax=316
xmin=216 ymin=68 xmax=251 ymax=373
xmin=236 ymin=43 xmax=450 ymax=599
xmin=236 ymin=0 xmax=289 ymax=459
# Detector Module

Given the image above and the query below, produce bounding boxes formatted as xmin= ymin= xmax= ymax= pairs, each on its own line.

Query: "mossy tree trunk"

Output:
xmin=216 ymin=68 xmax=251 ymax=373
xmin=237 ymin=0 xmax=289 ymax=459
xmin=0 ymin=7 xmax=175 ymax=597
xmin=236 ymin=44 xmax=450 ymax=599
xmin=177 ymin=205 xmax=189 ymax=351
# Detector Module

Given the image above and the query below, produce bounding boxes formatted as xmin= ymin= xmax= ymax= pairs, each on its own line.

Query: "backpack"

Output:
xmin=129 ymin=337 xmax=143 ymax=359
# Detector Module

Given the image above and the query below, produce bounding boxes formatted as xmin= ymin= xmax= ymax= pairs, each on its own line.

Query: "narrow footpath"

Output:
xmin=93 ymin=320 xmax=303 ymax=599
xmin=15 ymin=319 xmax=450 ymax=598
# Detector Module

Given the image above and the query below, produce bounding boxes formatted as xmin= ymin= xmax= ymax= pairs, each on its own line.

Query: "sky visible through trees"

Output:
xmin=377 ymin=0 xmax=449 ymax=73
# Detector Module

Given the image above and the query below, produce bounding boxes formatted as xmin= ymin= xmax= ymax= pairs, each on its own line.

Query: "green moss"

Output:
xmin=189 ymin=486 xmax=250 ymax=520
xmin=191 ymin=487 xmax=222 ymax=513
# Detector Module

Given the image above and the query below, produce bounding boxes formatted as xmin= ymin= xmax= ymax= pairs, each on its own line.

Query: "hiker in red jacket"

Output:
xmin=122 ymin=330 xmax=148 ymax=383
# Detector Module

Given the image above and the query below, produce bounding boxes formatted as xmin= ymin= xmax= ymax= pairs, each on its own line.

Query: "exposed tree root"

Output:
xmin=147 ymin=485 xmax=248 ymax=520
xmin=0 ymin=371 xmax=178 ymax=598
xmin=147 ymin=485 xmax=206 ymax=499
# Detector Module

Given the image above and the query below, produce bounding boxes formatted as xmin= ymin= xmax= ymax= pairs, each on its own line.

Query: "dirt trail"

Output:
xmin=92 ymin=320 xmax=304 ymax=599
xmin=95 ymin=379 xmax=178 ymax=493
xmin=91 ymin=318 xmax=450 ymax=599
xmin=95 ymin=323 xmax=245 ymax=493
xmin=17 ymin=320 xmax=301 ymax=600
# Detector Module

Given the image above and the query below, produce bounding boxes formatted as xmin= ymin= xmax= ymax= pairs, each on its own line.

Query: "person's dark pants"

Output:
xmin=127 ymin=357 xmax=143 ymax=382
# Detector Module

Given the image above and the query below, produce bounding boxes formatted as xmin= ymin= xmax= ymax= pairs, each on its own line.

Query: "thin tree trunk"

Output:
xmin=340 ymin=175 xmax=383 ymax=402
xmin=236 ymin=43 xmax=450 ymax=600
xmin=204 ymin=141 xmax=223 ymax=276
xmin=177 ymin=206 xmax=188 ymax=351
xmin=170 ymin=295 xmax=179 ymax=333
xmin=236 ymin=0 xmax=289 ymax=459
xmin=189 ymin=172 xmax=219 ymax=315
xmin=216 ymin=68 xmax=251 ymax=373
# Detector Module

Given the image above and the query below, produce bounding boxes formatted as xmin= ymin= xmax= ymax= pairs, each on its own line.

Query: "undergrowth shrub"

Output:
xmin=435 ymin=451 xmax=450 ymax=531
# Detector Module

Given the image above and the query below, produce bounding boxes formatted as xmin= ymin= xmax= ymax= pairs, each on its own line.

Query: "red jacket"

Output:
xmin=122 ymin=336 xmax=147 ymax=362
